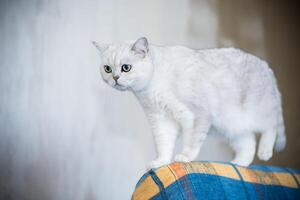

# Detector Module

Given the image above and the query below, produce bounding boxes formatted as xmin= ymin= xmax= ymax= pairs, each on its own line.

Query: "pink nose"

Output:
xmin=113 ymin=76 xmax=120 ymax=82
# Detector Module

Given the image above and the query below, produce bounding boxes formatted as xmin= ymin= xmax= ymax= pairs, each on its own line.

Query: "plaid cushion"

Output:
xmin=132 ymin=162 xmax=300 ymax=200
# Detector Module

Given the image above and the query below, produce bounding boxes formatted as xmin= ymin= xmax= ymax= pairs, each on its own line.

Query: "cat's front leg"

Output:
xmin=146 ymin=113 xmax=179 ymax=170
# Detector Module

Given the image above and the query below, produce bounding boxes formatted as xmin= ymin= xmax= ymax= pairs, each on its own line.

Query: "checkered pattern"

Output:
xmin=132 ymin=162 xmax=300 ymax=200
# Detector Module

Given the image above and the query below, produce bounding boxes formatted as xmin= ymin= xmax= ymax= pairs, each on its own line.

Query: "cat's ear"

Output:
xmin=92 ymin=41 xmax=108 ymax=54
xmin=131 ymin=37 xmax=149 ymax=57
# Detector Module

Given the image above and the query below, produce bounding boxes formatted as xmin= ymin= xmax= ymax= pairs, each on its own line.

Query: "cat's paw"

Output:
xmin=174 ymin=154 xmax=191 ymax=162
xmin=230 ymin=159 xmax=251 ymax=167
xmin=258 ymin=148 xmax=273 ymax=161
xmin=146 ymin=159 xmax=169 ymax=170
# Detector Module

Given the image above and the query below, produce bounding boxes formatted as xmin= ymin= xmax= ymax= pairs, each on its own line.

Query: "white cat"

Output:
xmin=93 ymin=37 xmax=286 ymax=169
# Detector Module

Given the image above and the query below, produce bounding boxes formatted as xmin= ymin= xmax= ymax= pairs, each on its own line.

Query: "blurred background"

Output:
xmin=0 ymin=0 xmax=299 ymax=199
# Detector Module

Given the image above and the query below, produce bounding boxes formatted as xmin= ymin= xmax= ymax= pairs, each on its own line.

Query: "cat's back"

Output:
xmin=196 ymin=47 xmax=274 ymax=84
xmin=200 ymin=47 xmax=271 ymax=70
xmin=160 ymin=45 xmax=269 ymax=75
xmin=153 ymin=45 xmax=274 ymax=92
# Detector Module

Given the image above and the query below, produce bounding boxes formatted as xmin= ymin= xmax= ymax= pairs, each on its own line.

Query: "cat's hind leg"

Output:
xmin=257 ymin=129 xmax=276 ymax=161
xmin=230 ymin=134 xmax=256 ymax=166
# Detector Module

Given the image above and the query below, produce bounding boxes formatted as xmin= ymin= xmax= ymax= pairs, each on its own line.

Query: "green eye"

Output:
xmin=104 ymin=65 xmax=112 ymax=73
xmin=121 ymin=64 xmax=132 ymax=72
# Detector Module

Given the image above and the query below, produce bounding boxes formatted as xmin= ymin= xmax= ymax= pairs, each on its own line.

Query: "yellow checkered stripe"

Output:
xmin=132 ymin=162 xmax=300 ymax=200
xmin=132 ymin=175 xmax=160 ymax=200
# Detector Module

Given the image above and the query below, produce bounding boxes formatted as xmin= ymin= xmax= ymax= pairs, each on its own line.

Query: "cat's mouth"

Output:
xmin=114 ymin=82 xmax=127 ymax=91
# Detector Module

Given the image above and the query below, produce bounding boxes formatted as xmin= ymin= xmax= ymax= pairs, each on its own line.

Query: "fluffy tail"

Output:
xmin=274 ymin=106 xmax=286 ymax=152
xmin=274 ymin=85 xmax=286 ymax=152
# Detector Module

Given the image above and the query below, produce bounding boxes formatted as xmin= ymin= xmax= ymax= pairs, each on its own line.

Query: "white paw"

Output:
xmin=258 ymin=149 xmax=273 ymax=161
xmin=231 ymin=159 xmax=251 ymax=167
xmin=146 ymin=159 xmax=169 ymax=170
xmin=174 ymin=154 xmax=191 ymax=162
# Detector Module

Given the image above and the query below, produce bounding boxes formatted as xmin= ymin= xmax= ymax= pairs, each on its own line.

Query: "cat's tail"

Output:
xmin=271 ymin=68 xmax=286 ymax=152
xmin=274 ymin=104 xmax=286 ymax=152
xmin=272 ymin=79 xmax=286 ymax=152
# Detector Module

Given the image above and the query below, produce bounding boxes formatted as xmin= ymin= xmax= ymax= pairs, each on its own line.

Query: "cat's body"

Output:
xmin=93 ymin=37 xmax=286 ymax=169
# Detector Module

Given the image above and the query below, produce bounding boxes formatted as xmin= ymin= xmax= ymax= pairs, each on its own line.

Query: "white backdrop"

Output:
xmin=0 ymin=0 xmax=232 ymax=199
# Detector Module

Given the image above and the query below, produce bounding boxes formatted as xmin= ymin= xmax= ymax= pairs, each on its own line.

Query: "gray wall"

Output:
xmin=0 ymin=0 xmax=298 ymax=199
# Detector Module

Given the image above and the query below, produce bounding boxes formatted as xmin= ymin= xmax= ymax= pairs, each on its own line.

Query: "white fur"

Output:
xmin=93 ymin=37 xmax=286 ymax=169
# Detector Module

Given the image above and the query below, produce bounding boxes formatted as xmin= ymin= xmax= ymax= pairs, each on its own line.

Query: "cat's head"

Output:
xmin=93 ymin=37 xmax=154 ymax=92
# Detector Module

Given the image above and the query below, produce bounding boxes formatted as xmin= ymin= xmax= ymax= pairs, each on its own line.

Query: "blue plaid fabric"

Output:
xmin=132 ymin=162 xmax=300 ymax=200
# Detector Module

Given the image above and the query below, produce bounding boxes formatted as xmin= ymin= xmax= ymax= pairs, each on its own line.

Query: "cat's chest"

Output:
xmin=136 ymin=89 xmax=173 ymax=113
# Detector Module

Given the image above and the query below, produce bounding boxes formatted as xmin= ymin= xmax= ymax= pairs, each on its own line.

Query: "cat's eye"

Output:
xmin=104 ymin=65 xmax=112 ymax=73
xmin=121 ymin=64 xmax=132 ymax=72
